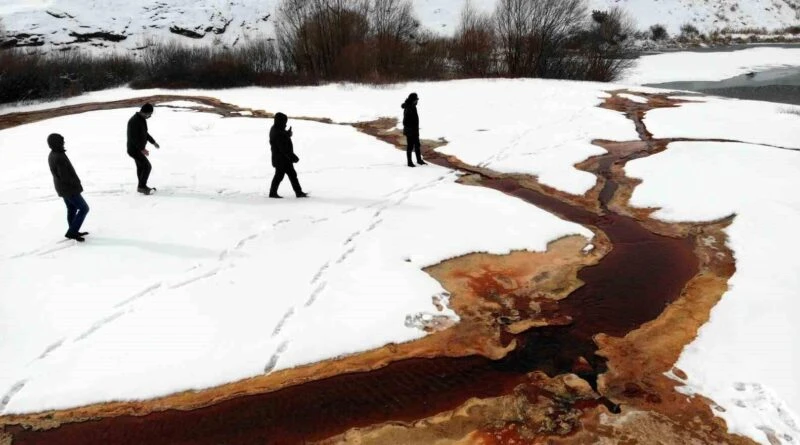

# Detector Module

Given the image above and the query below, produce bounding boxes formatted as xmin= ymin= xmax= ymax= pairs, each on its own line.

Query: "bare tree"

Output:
xmin=370 ymin=0 xmax=418 ymax=74
xmin=277 ymin=0 xmax=370 ymax=78
xmin=452 ymin=0 xmax=496 ymax=76
xmin=494 ymin=0 xmax=586 ymax=77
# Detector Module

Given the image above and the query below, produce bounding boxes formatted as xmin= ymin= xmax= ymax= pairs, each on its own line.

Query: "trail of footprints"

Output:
xmin=262 ymin=173 xmax=454 ymax=374
xmin=2 ymin=218 xmax=296 ymax=411
xmin=6 ymin=165 xmax=455 ymax=408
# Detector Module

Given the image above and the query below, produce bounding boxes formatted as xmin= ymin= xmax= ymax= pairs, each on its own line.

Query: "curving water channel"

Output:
xmin=4 ymin=93 xmax=700 ymax=444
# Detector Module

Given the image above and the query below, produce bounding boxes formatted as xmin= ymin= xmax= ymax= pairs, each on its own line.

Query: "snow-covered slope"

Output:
xmin=588 ymin=0 xmax=800 ymax=34
xmin=0 ymin=0 xmax=797 ymax=53
xmin=0 ymin=0 xmax=276 ymax=51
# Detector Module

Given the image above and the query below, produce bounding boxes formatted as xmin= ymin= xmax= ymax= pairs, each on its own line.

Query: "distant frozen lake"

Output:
xmin=646 ymin=66 xmax=800 ymax=105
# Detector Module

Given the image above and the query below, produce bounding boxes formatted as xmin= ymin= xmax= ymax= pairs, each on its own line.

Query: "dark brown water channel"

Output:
xmin=10 ymin=106 xmax=698 ymax=445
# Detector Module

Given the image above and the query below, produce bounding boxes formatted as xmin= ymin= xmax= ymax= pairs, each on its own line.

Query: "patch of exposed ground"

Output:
xmin=0 ymin=95 xmax=333 ymax=131
xmin=0 ymin=90 xmax=761 ymax=444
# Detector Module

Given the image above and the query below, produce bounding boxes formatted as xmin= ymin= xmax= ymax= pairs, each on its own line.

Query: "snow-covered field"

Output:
xmin=628 ymin=98 xmax=800 ymax=442
xmin=1 ymin=69 xmax=800 ymax=445
xmin=622 ymin=47 xmax=800 ymax=85
xmin=0 ymin=80 xmax=609 ymax=414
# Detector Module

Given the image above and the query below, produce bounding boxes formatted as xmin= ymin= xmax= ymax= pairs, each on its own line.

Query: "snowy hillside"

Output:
xmin=0 ymin=0 xmax=797 ymax=52
xmin=589 ymin=0 xmax=799 ymax=34
xmin=0 ymin=0 xmax=276 ymax=51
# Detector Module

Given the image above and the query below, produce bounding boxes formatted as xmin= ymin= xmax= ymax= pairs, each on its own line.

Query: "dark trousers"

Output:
xmin=270 ymin=164 xmax=302 ymax=196
xmin=406 ymin=133 xmax=422 ymax=163
xmin=63 ymin=194 xmax=89 ymax=235
xmin=128 ymin=150 xmax=152 ymax=188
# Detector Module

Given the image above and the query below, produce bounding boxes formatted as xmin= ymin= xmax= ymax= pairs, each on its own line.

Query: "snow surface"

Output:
xmin=644 ymin=97 xmax=800 ymax=149
xmin=0 ymin=89 xmax=598 ymax=413
xmin=627 ymin=140 xmax=800 ymax=443
xmin=3 ymin=76 xmax=798 ymax=444
xmin=0 ymin=79 xmax=638 ymax=195
xmin=622 ymin=47 xmax=800 ymax=85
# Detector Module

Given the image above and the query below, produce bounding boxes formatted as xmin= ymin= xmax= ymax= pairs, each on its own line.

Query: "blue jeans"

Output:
xmin=63 ymin=194 xmax=89 ymax=234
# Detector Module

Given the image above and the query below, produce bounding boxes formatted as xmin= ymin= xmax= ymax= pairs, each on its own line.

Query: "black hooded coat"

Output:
xmin=402 ymin=98 xmax=419 ymax=136
xmin=269 ymin=113 xmax=298 ymax=168
xmin=48 ymin=146 xmax=83 ymax=197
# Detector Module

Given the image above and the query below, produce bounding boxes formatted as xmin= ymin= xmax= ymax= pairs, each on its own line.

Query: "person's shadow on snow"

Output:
xmin=87 ymin=237 xmax=223 ymax=259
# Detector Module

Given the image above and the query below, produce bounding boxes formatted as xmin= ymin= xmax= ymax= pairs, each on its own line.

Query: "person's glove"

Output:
xmin=291 ymin=154 xmax=300 ymax=163
xmin=154 ymin=142 xmax=160 ymax=149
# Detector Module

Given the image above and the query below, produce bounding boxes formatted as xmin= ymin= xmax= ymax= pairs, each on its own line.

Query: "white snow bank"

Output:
xmin=0 ymin=105 xmax=592 ymax=414
xmin=644 ymin=97 xmax=800 ymax=150
xmin=622 ymin=47 xmax=800 ymax=85
xmin=1 ymin=79 xmax=638 ymax=195
xmin=627 ymin=141 xmax=800 ymax=444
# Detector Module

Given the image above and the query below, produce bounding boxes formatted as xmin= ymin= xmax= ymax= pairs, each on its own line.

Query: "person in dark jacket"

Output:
xmin=269 ymin=112 xmax=307 ymax=199
xmin=401 ymin=92 xmax=426 ymax=167
xmin=126 ymin=103 xmax=160 ymax=195
xmin=47 ymin=133 xmax=90 ymax=242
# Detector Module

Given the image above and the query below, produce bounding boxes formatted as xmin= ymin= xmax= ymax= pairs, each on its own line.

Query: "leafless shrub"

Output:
xmin=781 ymin=107 xmax=800 ymax=117
xmin=276 ymin=0 xmax=422 ymax=81
xmin=493 ymin=0 xmax=633 ymax=81
xmin=649 ymin=23 xmax=668 ymax=41
xmin=277 ymin=0 xmax=371 ymax=79
xmin=370 ymin=0 xmax=419 ymax=75
xmin=783 ymin=25 xmax=800 ymax=34
xmin=494 ymin=0 xmax=586 ymax=77
xmin=451 ymin=0 xmax=496 ymax=76
xmin=137 ymin=37 xmax=289 ymax=88
xmin=407 ymin=30 xmax=450 ymax=79
xmin=0 ymin=49 xmax=139 ymax=104
xmin=680 ymin=23 xmax=700 ymax=37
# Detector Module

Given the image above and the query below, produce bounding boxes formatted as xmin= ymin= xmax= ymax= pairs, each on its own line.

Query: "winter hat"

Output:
xmin=140 ymin=103 xmax=154 ymax=114
xmin=274 ymin=112 xmax=288 ymax=127
xmin=47 ymin=133 xmax=64 ymax=150
xmin=401 ymin=92 xmax=418 ymax=108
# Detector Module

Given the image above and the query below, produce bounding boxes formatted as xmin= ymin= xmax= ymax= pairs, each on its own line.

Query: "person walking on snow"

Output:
xmin=269 ymin=112 xmax=308 ymax=199
xmin=47 ymin=133 xmax=90 ymax=242
xmin=127 ymin=103 xmax=160 ymax=195
xmin=402 ymin=92 xmax=426 ymax=167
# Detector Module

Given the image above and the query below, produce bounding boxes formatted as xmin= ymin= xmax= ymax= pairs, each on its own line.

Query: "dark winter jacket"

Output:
xmin=48 ymin=148 xmax=83 ymax=197
xmin=269 ymin=115 xmax=298 ymax=168
xmin=127 ymin=112 xmax=156 ymax=154
xmin=401 ymin=100 xmax=419 ymax=135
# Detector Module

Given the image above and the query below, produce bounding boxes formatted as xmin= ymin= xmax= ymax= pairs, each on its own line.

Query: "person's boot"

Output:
xmin=78 ymin=232 xmax=89 ymax=236
xmin=296 ymin=191 xmax=308 ymax=198
xmin=417 ymin=159 xmax=427 ymax=165
xmin=65 ymin=232 xmax=85 ymax=242
xmin=407 ymin=161 xmax=416 ymax=167
xmin=269 ymin=193 xmax=283 ymax=199
xmin=137 ymin=186 xmax=151 ymax=195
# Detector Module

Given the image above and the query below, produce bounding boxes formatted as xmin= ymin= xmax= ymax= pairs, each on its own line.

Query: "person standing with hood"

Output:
xmin=402 ymin=92 xmax=426 ymax=167
xmin=269 ymin=112 xmax=308 ymax=199
xmin=47 ymin=133 xmax=90 ymax=242
xmin=126 ymin=103 xmax=160 ymax=195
